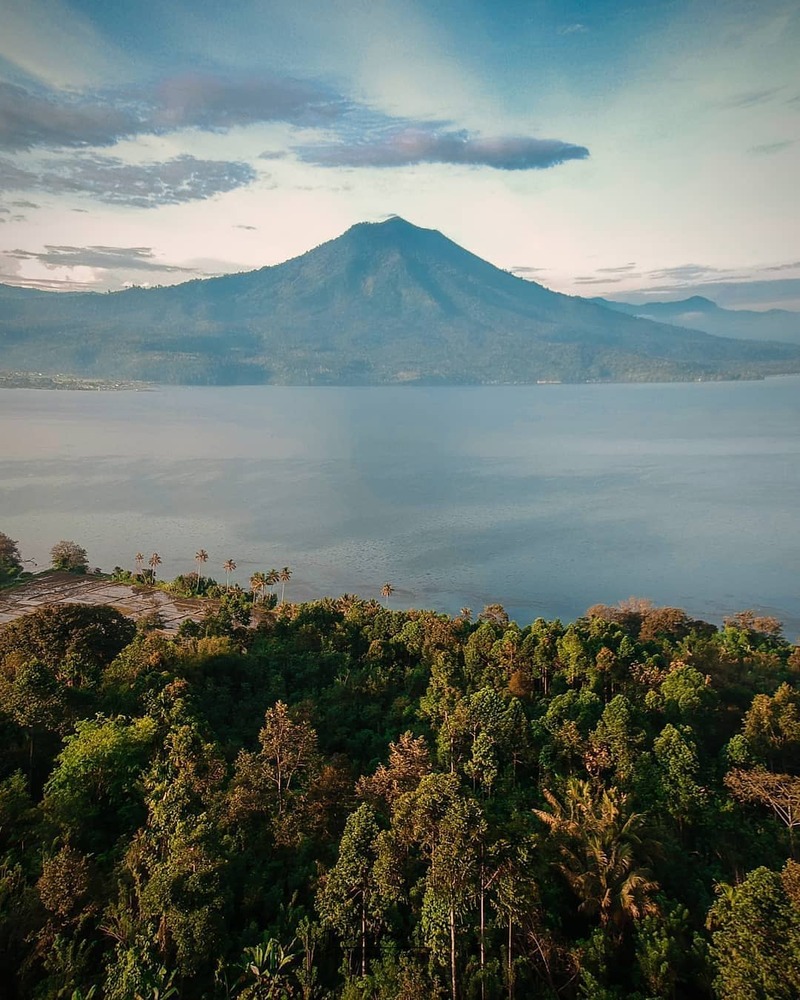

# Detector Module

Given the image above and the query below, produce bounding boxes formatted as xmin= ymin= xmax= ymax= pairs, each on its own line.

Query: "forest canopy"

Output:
xmin=0 ymin=592 xmax=798 ymax=999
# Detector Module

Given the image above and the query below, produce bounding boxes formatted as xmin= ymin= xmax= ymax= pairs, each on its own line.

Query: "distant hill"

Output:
xmin=592 ymin=294 xmax=800 ymax=346
xmin=2 ymin=217 xmax=800 ymax=384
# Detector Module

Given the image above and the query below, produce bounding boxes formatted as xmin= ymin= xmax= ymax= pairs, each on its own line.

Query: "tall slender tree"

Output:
xmin=317 ymin=803 xmax=393 ymax=977
xmin=148 ymin=552 xmax=162 ymax=583
xmin=279 ymin=566 xmax=292 ymax=604
xmin=381 ymin=583 xmax=395 ymax=606
xmin=223 ymin=559 xmax=236 ymax=592
xmin=266 ymin=568 xmax=280 ymax=603
xmin=195 ymin=549 xmax=209 ymax=592
xmin=134 ymin=552 xmax=145 ymax=578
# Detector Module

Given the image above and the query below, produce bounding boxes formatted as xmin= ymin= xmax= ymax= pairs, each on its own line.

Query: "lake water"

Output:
xmin=1 ymin=379 xmax=799 ymax=637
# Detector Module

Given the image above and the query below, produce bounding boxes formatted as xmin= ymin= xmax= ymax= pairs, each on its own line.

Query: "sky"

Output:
xmin=1 ymin=0 xmax=799 ymax=308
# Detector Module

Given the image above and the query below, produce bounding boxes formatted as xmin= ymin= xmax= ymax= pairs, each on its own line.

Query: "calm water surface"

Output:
xmin=1 ymin=380 xmax=798 ymax=635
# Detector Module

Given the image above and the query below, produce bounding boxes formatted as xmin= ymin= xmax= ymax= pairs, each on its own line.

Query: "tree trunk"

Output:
xmin=479 ymin=863 xmax=486 ymax=1000
xmin=361 ymin=895 xmax=367 ymax=978
xmin=508 ymin=917 xmax=513 ymax=1000
xmin=450 ymin=902 xmax=457 ymax=1000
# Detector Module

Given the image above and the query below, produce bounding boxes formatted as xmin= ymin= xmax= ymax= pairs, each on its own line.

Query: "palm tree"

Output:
xmin=279 ymin=566 xmax=292 ymax=603
xmin=195 ymin=549 xmax=209 ymax=592
xmin=250 ymin=571 xmax=266 ymax=603
xmin=148 ymin=552 xmax=162 ymax=583
xmin=266 ymin=568 xmax=280 ymax=603
xmin=533 ymin=779 xmax=658 ymax=941
xmin=134 ymin=552 xmax=145 ymax=577
xmin=223 ymin=559 xmax=236 ymax=592
xmin=381 ymin=582 xmax=395 ymax=606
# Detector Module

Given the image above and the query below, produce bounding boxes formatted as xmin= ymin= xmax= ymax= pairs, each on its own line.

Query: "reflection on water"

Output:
xmin=2 ymin=379 xmax=799 ymax=635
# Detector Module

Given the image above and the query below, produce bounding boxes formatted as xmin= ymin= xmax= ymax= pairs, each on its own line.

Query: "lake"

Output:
xmin=1 ymin=379 xmax=799 ymax=637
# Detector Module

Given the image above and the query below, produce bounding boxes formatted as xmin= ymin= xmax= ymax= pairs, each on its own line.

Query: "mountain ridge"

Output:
xmin=2 ymin=217 xmax=800 ymax=384
xmin=592 ymin=294 xmax=800 ymax=346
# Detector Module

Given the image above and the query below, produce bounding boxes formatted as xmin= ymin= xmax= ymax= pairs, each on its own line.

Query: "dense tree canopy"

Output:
xmin=0 ymin=595 xmax=797 ymax=998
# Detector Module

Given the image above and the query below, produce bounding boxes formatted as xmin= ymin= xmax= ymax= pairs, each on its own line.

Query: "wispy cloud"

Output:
xmin=3 ymin=245 xmax=198 ymax=272
xmin=0 ymin=74 xmax=346 ymax=152
xmin=717 ymin=87 xmax=783 ymax=110
xmin=0 ymin=153 xmax=257 ymax=207
xmin=749 ymin=139 xmax=794 ymax=155
xmin=595 ymin=264 xmax=638 ymax=273
xmin=151 ymin=72 xmax=346 ymax=130
xmin=0 ymin=75 xmax=589 ymax=177
xmin=298 ymin=127 xmax=589 ymax=170
xmin=0 ymin=82 xmax=141 ymax=151
xmin=761 ymin=260 xmax=800 ymax=272
xmin=644 ymin=263 xmax=727 ymax=282
xmin=558 ymin=23 xmax=588 ymax=36
xmin=0 ymin=273 xmax=99 ymax=291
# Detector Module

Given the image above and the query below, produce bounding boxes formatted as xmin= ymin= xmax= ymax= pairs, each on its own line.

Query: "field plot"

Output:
xmin=0 ymin=572 xmax=208 ymax=632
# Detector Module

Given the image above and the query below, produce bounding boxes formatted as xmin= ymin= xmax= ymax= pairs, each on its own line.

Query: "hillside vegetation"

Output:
xmin=3 ymin=218 xmax=800 ymax=384
xmin=1 ymin=588 xmax=798 ymax=999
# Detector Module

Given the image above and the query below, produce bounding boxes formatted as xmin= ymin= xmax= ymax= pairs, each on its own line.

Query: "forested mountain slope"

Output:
xmin=3 ymin=218 xmax=800 ymax=383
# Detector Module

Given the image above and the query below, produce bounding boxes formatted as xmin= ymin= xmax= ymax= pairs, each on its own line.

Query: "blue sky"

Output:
xmin=1 ymin=0 xmax=798 ymax=306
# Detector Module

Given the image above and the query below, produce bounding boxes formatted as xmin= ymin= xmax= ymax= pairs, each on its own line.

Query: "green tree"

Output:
xmin=422 ymin=793 xmax=483 ymax=1000
xmin=50 ymin=540 xmax=89 ymax=573
xmin=43 ymin=714 xmax=157 ymax=850
xmin=634 ymin=900 xmax=708 ymax=999
xmin=0 ymin=659 xmax=68 ymax=779
xmin=393 ymin=773 xmax=481 ymax=1000
xmin=317 ymin=803 xmax=395 ymax=977
xmin=708 ymin=864 xmax=800 ymax=999
xmin=741 ymin=683 xmax=800 ymax=770
xmin=652 ymin=723 xmax=705 ymax=830
xmin=0 ymin=603 xmax=136 ymax=693
xmin=223 ymin=559 xmax=237 ymax=592
xmin=0 ymin=532 xmax=23 ymax=584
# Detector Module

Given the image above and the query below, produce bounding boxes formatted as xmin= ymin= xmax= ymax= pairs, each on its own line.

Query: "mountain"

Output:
xmin=2 ymin=217 xmax=800 ymax=384
xmin=592 ymin=295 xmax=800 ymax=346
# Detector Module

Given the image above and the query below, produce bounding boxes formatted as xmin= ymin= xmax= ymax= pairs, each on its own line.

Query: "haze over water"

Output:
xmin=2 ymin=379 xmax=799 ymax=637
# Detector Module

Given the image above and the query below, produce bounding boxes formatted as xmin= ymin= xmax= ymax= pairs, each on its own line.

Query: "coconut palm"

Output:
xmin=279 ymin=566 xmax=292 ymax=603
xmin=223 ymin=558 xmax=237 ymax=592
xmin=148 ymin=552 xmax=162 ymax=583
xmin=195 ymin=549 xmax=209 ymax=592
xmin=533 ymin=778 xmax=658 ymax=940
xmin=381 ymin=582 xmax=395 ymax=606
xmin=134 ymin=552 xmax=145 ymax=577
xmin=266 ymin=568 xmax=280 ymax=603
xmin=250 ymin=571 xmax=266 ymax=603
